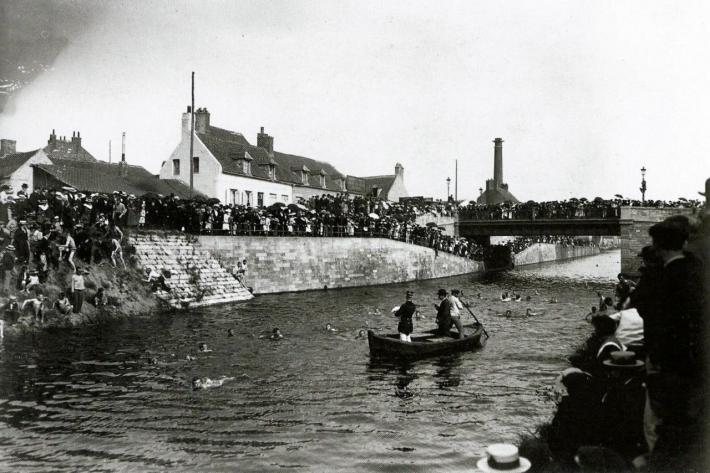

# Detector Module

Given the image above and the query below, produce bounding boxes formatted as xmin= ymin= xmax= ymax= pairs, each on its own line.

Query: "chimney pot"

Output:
xmin=260 ymin=126 xmax=264 ymax=133
xmin=187 ymin=106 xmax=191 ymax=113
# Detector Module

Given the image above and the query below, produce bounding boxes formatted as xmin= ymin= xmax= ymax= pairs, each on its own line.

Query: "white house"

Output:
xmin=162 ymin=108 xmax=338 ymax=205
xmin=0 ymin=149 xmax=53 ymax=192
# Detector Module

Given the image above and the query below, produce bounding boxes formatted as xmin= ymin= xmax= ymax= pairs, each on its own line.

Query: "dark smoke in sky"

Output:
xmin=0 ymin=0 xmax=104 ymax=113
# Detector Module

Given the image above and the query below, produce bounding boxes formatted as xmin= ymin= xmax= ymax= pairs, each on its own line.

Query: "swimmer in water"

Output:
xmin=549 ymin=298 xmax=558 ymax=303
xmin=325 ymin=323 xmax=338 ymax=333
xmin=355 ymin=329 xmax=366 ymax=339
xmin=525 ymin=295 xmax=532 ymax=301
xmin=270 ymin=328 xmax=283 ymax=340
xmin=526 ymin=308 xmax=540 ymax=317
xmin=198 ymin=343 xmax=212 ymax=353
xmin=192 ymin=376 xmax=235 ymax=390
xmin=227 ymin=328 xmax=235 ymax=337
xmin=500 ymin=292 xmax=511 ymax=302
xmin=186 ymin=355 xmax=196 ymax=361
xmin=584 ymin=306 xmax=598 ymax=322
xmin=513 ymin=294 xmax=522 ymax=302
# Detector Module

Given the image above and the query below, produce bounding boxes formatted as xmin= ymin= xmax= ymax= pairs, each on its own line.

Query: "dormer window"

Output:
xmin=243 ymin=160 xmax=251 ymax=175
xmin=268 ymin=164 xmax=276 ymax=180
xmin=319 ymin=174 xmax=326 ymax=188
xmin=301 ymin=171 xmax=308 ymax=185
xmin=335 ymin=177 xmax=345 ymax=191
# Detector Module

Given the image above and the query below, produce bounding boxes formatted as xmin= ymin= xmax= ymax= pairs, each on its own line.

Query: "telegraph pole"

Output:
xmin=189 ymin=72 xmax=195 ymax=198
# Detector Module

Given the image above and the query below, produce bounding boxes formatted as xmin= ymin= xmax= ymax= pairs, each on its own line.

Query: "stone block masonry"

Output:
xmin=130 ymin=233 xmax=254 ymax=308
xmin=619 ymin=207 xmax=700 ymax=274
xmin=198 ymin=236 xmax=483 ymax=294
xmin=513 ymin=243 xmax=600 ymax=267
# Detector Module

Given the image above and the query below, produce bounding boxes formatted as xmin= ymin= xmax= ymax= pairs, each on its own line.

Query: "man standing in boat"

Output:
xmin=435 ymin=288 xmax=453 ymax=336
xmin=394 ymin=291 xmax=416 ymax=342
xmin=449 ymin=289 xmax=466 ymax=339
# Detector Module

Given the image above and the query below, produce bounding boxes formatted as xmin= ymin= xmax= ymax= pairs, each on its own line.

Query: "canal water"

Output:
xmin=0 ymin=250 xmax=620 ymax=472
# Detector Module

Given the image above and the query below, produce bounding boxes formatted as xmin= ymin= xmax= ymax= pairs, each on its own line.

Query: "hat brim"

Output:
xmin=477 ymin=456 xmax=531 ymax=473
xmin=602 ymin=359 xmax=645 ymax=369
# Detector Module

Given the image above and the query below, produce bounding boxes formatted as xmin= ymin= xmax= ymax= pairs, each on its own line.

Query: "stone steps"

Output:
xmin=130 ymin=233 xmax=253 ymax=309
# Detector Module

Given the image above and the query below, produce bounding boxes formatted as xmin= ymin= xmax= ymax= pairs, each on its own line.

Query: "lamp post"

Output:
xmin=446 ymin=177 xmax=451 ymax=201
xmin=640 ymin=166 xmax=647 ymax=204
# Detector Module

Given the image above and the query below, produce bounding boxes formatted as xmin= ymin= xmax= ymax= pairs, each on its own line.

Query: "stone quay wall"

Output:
xmin=198 ymin=236 xmax=483 ymax=294
xmin=514 ymin=243 xmax=601 ymax=267
xmin=619 ymin=207 xmax=700 ymax=274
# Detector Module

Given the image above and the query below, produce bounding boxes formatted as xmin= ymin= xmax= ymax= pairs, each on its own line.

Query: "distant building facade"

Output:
xmin=476 ymin=137 xmax=519 ymax=205
xmin=43 ymin=130 xmax=97 ymax=162
xmin=160 ymin=107 xmax=407 ymax=205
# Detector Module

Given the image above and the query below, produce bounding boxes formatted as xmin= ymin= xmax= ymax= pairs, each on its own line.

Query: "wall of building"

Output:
xmin=216 ymin=173 xmax=292 ymax=206
xmin=619 ymin=206 xmax=700 ymax=274
xmin=387 ymin=173 xmax=408 ymax=201
xmin=6 ymin=150 xmax=52 ymax=192
xmin=160 ymin=125 xmax=219 ymax=198
xmin=513 ymin=243 xmax=601 ymax=267
xmin=293 ymin=185 xmax=344 ymax=201
xmin=198 ymin=236 xmax=483 ymax=294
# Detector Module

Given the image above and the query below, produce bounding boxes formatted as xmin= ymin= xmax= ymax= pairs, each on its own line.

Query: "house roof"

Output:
xmin=197 ymin=125 xmax=348 ymax=192
xmin=359 ymin=174 xmax=396 ymax=196
xmin=35 ymin=158 xmax=199 ymax=198
xmin=0 ymin=150 xmax=41 ymax=178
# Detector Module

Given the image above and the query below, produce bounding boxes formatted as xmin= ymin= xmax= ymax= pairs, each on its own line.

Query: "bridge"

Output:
xmin=457 ymin=218 xmax=623 ymax=237
xmin=455 ymin=206 xmax=702 ymax=273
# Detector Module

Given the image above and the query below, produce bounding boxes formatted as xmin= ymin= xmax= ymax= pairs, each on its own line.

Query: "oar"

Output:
xmin=461 ymin=299 xmax=489 ymax=339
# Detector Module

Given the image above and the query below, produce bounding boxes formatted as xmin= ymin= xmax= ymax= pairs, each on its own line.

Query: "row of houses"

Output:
xmin=0 ymin=108 xmax=409 ymax=204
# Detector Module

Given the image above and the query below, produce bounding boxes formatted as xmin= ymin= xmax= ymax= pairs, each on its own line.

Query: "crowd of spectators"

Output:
xmin=459 ymin=197 xmax=703 ymax=221
xmin=502 ymin=236 xmax=597 ymax=255
xmin=538 ymin=215 xmax=705 ymax=472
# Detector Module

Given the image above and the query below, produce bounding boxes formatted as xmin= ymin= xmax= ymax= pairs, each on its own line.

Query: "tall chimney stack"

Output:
xmin=493 ymin=138 xmax=503 ymax=187
xmin=121 ymin=132 xmax=126 ymax=162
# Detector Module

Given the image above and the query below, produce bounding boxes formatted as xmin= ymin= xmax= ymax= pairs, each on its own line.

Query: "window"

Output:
xmin=301 ymin=171 xmax=308 ymax=185
xmin=336 ymin=178 xmax=345 ymax=191
xmin=269 ymin=193 xmax=277 ymax=205
xmin=192 ymin=157 xmax=199 ymax=174
xmin=172 ymin=159 xmax=180 ymax=175
xmin=245 ymin=191 xmax=252 ymax=207
xmin=268 ymin=165 xmax=275 ymax=180
xmin=230 ymin=189 xmax=239 ymax=205
xmin=257 ymin=192 xmax=264 ymax=207
xmin=281 ymin=194 xmax=289 ymax=203
xmin=243 ymin=160 xmax=251 ymax=175
xmin=320 ymin=175 xmax=326 ymax=188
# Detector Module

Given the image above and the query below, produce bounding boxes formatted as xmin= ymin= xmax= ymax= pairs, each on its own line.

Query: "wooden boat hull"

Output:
xmin=367 ymin=324 xmax=486 ymax=359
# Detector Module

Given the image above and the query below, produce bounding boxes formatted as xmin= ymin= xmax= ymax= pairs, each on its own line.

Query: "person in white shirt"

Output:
xmin=608 ymin=307 xmax=644 ymax=348
xmin=448 ymin=289 xmax=465 ymax=339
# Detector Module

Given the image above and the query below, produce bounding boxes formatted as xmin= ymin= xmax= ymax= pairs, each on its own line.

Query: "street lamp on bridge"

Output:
xmin=640 ymin=166 xmax=647 ymax=204
xmin=446 ymin=177 xmax=451 ymax=201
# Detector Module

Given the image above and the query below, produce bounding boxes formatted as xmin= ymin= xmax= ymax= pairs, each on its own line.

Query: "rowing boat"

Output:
xmin=367 ymin=323 xmax=487 ymax=359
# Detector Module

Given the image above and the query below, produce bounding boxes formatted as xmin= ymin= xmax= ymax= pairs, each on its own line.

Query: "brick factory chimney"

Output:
xmin=0 ymin=139 xmax=16 ymax=156
xmin=257 ymin=126 xmax=274 ymax=156
xmin=194 ymin=108 xmax=210 ymax=134
xmin=493 ymin=138 xmax=503 ymax=187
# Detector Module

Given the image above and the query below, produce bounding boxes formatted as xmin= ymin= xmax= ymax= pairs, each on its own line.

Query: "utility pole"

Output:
xmin=640 ymin=166 xmax=647 ymax=204
xmin=455 ymin=159 xmax=458 ymax=202
xmin=189 ymin=71 xmax=195 ymax=198
xmin=446 ymin=177 xmax=451 ymax=201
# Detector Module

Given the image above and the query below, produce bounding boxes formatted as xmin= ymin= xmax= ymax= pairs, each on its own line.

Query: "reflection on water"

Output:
xmin=0 ymin=250 xmax=619 ymax=472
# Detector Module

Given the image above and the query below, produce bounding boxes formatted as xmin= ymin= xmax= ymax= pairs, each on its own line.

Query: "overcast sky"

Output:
xmin=1 ymin=0 xmax=708 ymax=202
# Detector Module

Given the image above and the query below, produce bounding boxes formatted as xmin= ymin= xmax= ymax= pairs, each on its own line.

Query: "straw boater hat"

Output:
xmin=477 ymin=444 xmax=531 ymax=473
xmin=602 ymin=350 xmax=645 ymax=369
